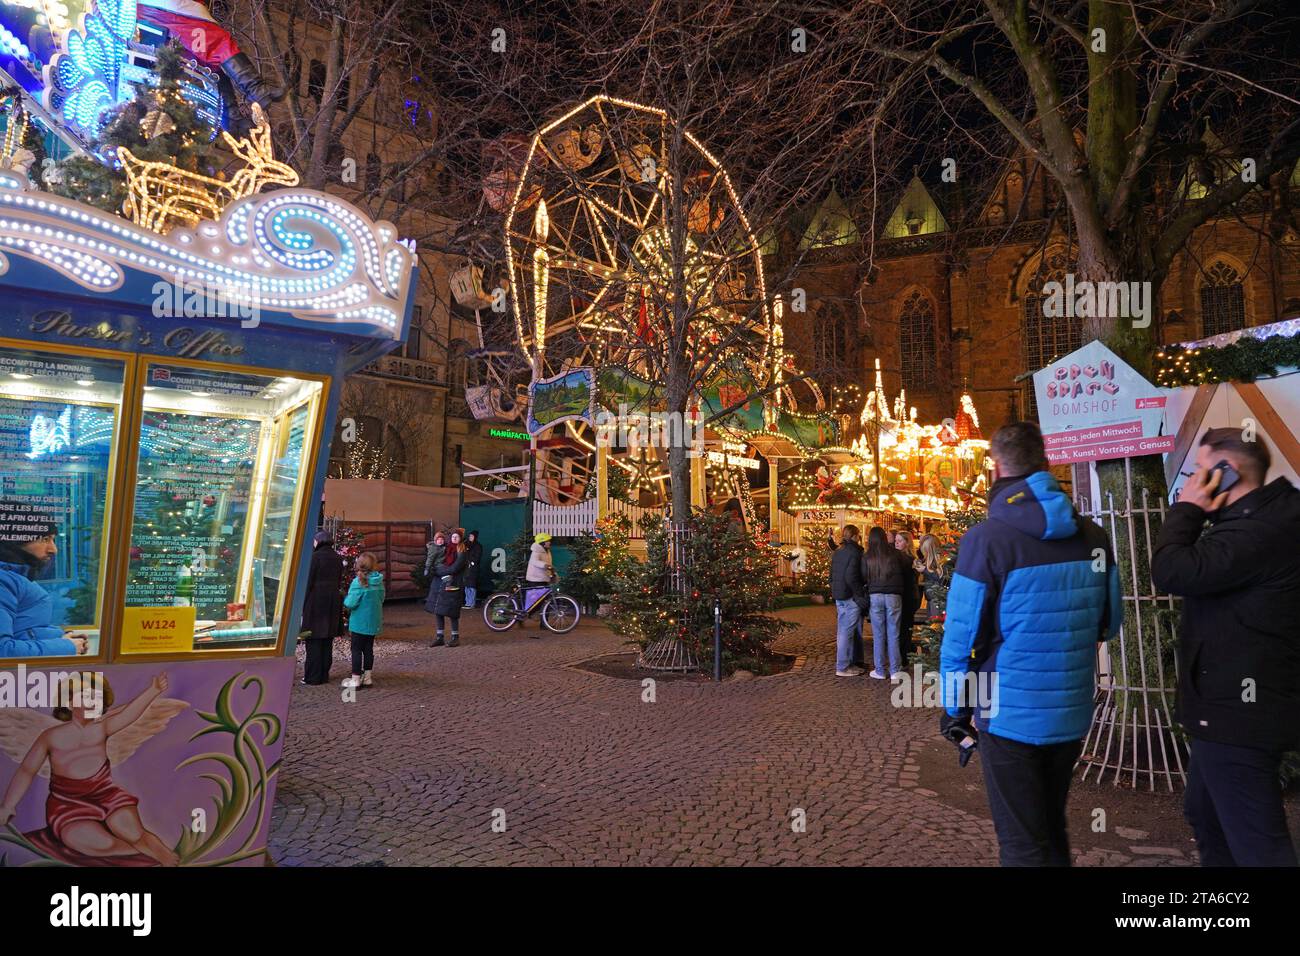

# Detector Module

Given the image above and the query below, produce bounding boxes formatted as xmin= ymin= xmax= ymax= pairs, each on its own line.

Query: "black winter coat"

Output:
xmin=829 ymin=540 xmax=866 ymax=606
xmin=430 ymin=550 xmax=469 ymax=616
xmin=1151 ymin=477 xmax=1300 ymax=751
xmin=301 ymin=544 xmax=344 ymax=640
xmin=463 ymin=540 xmax=483 ymax=589
xmin=862 ymin=547 xmax=912 ymax=596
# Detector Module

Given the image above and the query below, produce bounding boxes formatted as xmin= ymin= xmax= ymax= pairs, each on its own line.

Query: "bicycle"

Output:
xmin=482 ymin=578 xmax=582 ymax=634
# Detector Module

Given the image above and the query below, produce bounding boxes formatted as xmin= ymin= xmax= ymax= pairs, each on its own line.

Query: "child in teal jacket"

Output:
xmin=342 ymin=553 xmax=384 ymax=688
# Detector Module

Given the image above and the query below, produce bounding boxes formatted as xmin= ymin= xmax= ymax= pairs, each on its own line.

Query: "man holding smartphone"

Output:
xmin=1153 ymin=427 xmax=1300 ymax=866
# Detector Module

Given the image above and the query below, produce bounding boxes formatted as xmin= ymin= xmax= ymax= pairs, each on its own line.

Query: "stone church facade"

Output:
xmin=780 ymin=146 xmax=1300 ymax=435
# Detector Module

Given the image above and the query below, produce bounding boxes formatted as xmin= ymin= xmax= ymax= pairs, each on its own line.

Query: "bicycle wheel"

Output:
xmin=483 ymin=593 xmax=520 ymax=631
xmin=541 ymin=594 xmax=581 ymax=634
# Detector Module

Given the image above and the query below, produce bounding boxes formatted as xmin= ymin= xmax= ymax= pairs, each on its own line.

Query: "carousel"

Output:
xmin=785 ymin=359 xmax=991 ymax=550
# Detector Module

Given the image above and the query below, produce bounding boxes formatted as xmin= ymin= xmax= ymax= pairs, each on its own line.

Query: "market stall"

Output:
xmin=0 ymin=166 xmax=416 ymax=864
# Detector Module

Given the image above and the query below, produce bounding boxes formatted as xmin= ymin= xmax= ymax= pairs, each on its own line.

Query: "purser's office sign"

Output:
xmin=27 ymin=310 xmax=246 ymax=361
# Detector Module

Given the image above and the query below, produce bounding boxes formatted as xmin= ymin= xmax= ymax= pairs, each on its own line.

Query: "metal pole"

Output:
xmin=526 ymin=439 xmax=537 ymax=538
xmin=713 ymin=596 xmax=722 ymax=682
xmin=456 ymin=446 xmax=465 ymax=527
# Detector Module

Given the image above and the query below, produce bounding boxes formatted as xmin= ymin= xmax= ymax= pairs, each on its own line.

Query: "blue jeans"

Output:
xmin=463 ymin=586 xmax=477 ymax=608
xmin=869 ymin=593 xmax=903 ymax=674
xmin=834 ymin=599 xmax=863 ymax=671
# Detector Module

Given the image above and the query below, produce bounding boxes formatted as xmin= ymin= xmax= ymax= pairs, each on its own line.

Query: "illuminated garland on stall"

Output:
xmin=1154 ymin=329 xmax=1300 ymax=388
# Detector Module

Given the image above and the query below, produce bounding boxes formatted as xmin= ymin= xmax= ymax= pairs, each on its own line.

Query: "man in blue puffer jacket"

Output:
xmin=0 ymin=510 xmax=79 ymax=658
xmin=940 ymin=422 xmax=1120 ymax=866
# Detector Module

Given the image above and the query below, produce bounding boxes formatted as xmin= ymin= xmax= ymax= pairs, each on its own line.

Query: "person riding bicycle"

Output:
xmin=523 ymin=533 xmax=556 ymax=629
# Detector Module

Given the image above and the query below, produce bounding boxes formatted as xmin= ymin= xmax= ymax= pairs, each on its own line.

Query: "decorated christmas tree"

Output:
xmin=610 ymin=509 xmax=794 ymax=674
xmin=912 ymin=506 xmax=985 ymax=672
xmin=48 ymin=41 xmax=221 ymax=215
xmin=566 ymin=513 xmax=634 ymax=612
xmin=0 ymin=87 xmax=49 ymax=186
xmin=795 ymin=523 xmax=835 ymax=597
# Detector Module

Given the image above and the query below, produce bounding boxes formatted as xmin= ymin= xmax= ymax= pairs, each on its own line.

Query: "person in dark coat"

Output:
xmin=829 ymin=525 xmax=869 ymax=677
xmin=863 ymin=526 xmax=911 ymax=678
xmin=423 ymin=530 xmax=447 ymax=617
xmin=1152 ymin=427 xmax=1300 ymax=867
xmin=300 ymin=530 xmax=344 ymax=684
xmin=894 ymin=530 xmax=921 ymax=665
xmin=429 ymin=532 xmax=468 ymax=647
xmin=463 ymin=530 xmax=484 ymax=610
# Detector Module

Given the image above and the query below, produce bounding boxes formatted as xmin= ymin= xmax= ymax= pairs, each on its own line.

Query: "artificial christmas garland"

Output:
xmin=1154 ymin=329 xmax=1300 ymax=388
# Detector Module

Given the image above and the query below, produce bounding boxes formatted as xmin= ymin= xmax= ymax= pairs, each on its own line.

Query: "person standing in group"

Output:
xmin=915 ymin=533 xmax=946 ymax=621
xmin=300 ymin=530 xmax=343 ymax=685
xmin=430 ymin=531 xmax=468 ymax=648
xmin=830 ymin=525 xmax=868 ymax=677
xmin=863 ymin=526 xmax=909 ymax=680
xmin=893 ymin=530 xmax=921 ymax=665
xmin=523 ymin=533 xmax=555 ymax=635
xmin=940 ymin=422 xmax=1119 ymax=867
xmin=423 ymin=530 xmax=447 ymax=617
xmin=463 ymin=530 xmax=484 ymax=610
xmin=1152 ymin=427 xmax=1300 ymax=867
xmin=342 ymin=553 xmax=385 ymax=689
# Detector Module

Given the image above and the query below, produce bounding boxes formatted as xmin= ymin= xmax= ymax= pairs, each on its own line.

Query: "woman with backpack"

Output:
xmin=342 ymin=552 xmax=385 ymax=689
xmin=429 ymin=531 xmax=468 ymax=648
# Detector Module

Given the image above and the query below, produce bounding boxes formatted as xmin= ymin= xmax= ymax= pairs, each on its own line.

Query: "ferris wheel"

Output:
xmin=499 ymin=96 xmax=775 ymax=507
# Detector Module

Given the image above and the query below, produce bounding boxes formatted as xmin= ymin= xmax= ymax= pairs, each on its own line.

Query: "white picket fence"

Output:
xmin=607 ymin=499 xmax=666 ymax=538
xmin=532 ymin=498 xmax=598 ymax=537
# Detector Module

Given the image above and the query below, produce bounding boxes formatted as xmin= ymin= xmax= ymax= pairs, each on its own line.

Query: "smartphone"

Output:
xmin=1212 ymin=459 xmax=1241 ymax=494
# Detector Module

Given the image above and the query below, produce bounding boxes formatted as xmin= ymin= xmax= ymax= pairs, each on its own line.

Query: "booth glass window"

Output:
xmin=122 ymin=363 xmax=322 ymax=653
xmin=0 ymin=346 xmax=125 ymax=658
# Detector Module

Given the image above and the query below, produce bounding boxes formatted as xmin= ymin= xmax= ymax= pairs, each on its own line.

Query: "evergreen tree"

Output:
xmin=566 ymin=514 xmax=634 ymax=612
xmin=912 ymin=507 xmax=984 ymax=673
xmin=0 ymin=87 xmax=49 ymax=188
xmin=611 ymin=509 xmax=794 ymax=674
xmin=795 ymin=523 xmax=835 ymax=597
xmin=48 ymin=42 xmax=220 ymax=215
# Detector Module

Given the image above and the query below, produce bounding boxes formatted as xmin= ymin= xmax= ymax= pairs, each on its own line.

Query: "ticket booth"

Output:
xmin=0 ymin=172 xmax=415 ymax=865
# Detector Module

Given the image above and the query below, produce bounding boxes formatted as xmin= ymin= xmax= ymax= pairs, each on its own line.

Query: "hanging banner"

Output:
xmin=527 ymin=367 xmax=595 ymax=435
xmin=1032 ymin=340 xmax=1174 ymax=464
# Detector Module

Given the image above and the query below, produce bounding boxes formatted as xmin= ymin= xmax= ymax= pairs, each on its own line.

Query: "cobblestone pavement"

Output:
xmin=269 ymin=602 xmax=1222 ymax=866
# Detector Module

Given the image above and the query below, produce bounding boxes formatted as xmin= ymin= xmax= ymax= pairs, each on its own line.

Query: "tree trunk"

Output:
xmin=1076 ymin=238 xmax=1173 ymax=732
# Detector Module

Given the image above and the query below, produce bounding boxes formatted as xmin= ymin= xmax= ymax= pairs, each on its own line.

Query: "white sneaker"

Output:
xmin=361 ymin=671 xmax=373 ymax=687
xmin=835 ymin=666 xmax=865 ymax=677
xmin=341 ymin=675 xmax=361 ymax=688
xmin=868 ymin=670 xmax=886 ymax=680
xmin=890 ymin=671 xmax=907 ymax=681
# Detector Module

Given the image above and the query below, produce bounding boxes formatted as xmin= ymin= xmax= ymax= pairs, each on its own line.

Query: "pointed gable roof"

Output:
xmin=799 ymin=187 xmax=860 ymax=250
xmin=881 ymin=174 xmax=948 ymax=239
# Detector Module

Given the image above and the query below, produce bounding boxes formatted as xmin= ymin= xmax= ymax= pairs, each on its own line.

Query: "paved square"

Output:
xmin=269 ymin=603 xmax=1248 ymax=866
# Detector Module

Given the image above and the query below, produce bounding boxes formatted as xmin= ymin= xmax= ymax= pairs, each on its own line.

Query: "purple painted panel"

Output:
xmin=0 ymin=657 xmax=293 ymax=867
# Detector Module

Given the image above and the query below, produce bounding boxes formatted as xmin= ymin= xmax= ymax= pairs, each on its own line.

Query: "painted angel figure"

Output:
xmin=0 ymin=672 xmax=188 ymax=866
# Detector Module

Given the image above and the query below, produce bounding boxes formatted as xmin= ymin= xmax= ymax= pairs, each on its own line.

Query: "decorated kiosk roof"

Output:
xmin=0 ymin=168 xmax=418 ymax=342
